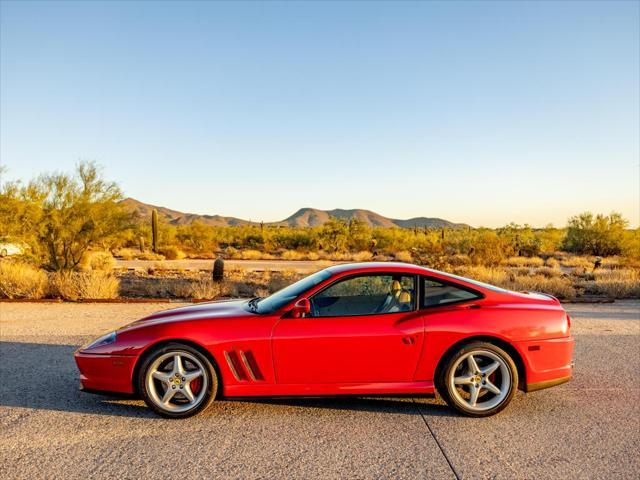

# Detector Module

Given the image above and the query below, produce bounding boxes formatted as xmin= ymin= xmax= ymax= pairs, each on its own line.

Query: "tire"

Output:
xmin=437 ymin=341 xmax=518 ymax=417
xmin=138 ymin=343 xmax=218 ymax=419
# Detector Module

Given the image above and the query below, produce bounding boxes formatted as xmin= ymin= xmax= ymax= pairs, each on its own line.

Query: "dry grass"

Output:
xmin=503 ymin=256 xmax=545 ymax=267
xmin=0 ymin=261 xmax=48 ymax=299
xmin=561 ymin=256 xmax=594 ymax=269
xmin=453 ymin=265 xmax=576 ymax=300
xmin=50 ymin=271 xmax=120 ymax=300
xmin=352 ymin=251 xmax=374 ymax=262
xmin=582 ymin=269 xmax=640 ymax=298
xmin=545 ymin=257 xmax=560 ymax=268
xmin=532 ymin=266 xmax=563 ymax=278
xmin=509 ymin=275 xmax=577 ymax=300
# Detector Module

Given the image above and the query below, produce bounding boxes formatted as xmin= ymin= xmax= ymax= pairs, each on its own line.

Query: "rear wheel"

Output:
xmin=138 ymin=343 xmax=218 ymax=418
xmin=437 ymin=341 xmax=518 ymax=417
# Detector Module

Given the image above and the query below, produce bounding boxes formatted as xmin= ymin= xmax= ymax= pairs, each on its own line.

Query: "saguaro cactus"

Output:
xmin=151 ymin=209 xmax=159 ymax=253
xmin=213 ymin=257 xmax=225 ymax=282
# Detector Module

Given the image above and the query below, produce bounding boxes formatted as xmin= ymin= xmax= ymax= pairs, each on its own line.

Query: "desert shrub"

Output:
xmin=446 ymin=254 xmax=472 ymax=267
xmin=171 ymin=279 xmax=225 ymax=300
xmin=394 ymin=250 xmax=413 ymax=262
xmin=80 ymin=251 xmax=115 ymax=271
xmin=0 ymin=261 xmax=48 ymax=299
xmin=352 ymin=251 xmax=374 ymax=262
xmin=50 ymin=271 xmax=119 ymax=300
xmin=158 ymin=246 xmax=185 ymax=260
xmin=238 ymin=249 xmax=274 ymax=260
xmin=469 ymin=230 xmax=505 ymax=266
xmin=114 ymin=247 xmax=137 ymax=260
xmin=281 ymin=249 xmax=306 ymax=260
xmin=563 ymin=212 xmax=627 ymax=256
xmin=137 ymin=251 xmax=165 ymax=261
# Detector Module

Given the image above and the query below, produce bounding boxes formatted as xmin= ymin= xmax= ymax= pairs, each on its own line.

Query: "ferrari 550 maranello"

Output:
xmin=75 ymin=262 xmax=574 ymax=418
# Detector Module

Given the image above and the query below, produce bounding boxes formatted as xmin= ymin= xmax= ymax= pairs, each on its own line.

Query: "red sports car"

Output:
xmin=75 ymin=262 xmax=574 ymax=418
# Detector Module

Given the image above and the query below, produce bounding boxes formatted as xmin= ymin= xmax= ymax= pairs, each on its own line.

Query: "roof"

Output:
xmin=326 ymin=261 xmax=434 ymax=275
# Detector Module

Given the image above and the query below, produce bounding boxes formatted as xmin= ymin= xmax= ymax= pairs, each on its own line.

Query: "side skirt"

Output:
xmin=223 ymin=381 xmax=436 ymax=398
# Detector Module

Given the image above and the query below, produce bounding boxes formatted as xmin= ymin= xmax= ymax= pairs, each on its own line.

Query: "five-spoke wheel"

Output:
xmin=438 ymin=341 xmax=518 ymax=417
xmin=138 ymin=343 xmax=218 ymax=418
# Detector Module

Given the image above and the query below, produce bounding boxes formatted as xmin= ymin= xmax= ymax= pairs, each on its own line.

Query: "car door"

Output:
xmin=272 ymin=273 xmax=424 ymax=384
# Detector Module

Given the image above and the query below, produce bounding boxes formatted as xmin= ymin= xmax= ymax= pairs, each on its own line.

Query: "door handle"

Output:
xmin=458 ymin=304 xmax=481 ymax=310
xmin=402 ymin=336 xmax=415 ymax=345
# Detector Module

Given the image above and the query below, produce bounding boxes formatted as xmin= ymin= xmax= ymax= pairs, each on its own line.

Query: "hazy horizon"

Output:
xmin=1 ymin=1 xmax=638 ymax=228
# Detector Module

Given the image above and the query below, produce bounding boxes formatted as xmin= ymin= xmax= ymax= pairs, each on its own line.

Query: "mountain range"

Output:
xmin=121 ymin=198 xmax=470 ymax=229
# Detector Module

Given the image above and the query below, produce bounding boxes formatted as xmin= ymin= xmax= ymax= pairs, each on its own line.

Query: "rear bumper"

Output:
xmin=74 ymin=351 xmax=138 ymax=394
xmin=515 ymin=336 xmax=574 ymax=392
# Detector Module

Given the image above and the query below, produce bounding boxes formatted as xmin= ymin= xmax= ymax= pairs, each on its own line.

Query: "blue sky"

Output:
xmin=1 ymin=1 xmax=638 ymax=227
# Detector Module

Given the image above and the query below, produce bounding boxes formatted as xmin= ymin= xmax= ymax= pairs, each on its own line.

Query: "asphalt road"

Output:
xmin=116 ymin=258 xmax=334 ymax=272
xmin=0 ymin=301 xmax=638 ymax=479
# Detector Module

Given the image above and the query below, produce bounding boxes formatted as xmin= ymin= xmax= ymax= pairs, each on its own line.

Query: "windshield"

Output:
xmin=252 ymin=269 xmax=332 ymax=314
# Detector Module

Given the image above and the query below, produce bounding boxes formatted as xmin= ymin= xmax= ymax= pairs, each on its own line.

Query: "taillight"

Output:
xmin=566 ymin=314 xmax=571 ymax=330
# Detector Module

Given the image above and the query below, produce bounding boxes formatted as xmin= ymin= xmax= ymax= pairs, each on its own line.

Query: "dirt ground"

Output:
xmin=0 ymin=300 xmax=639 ymax=479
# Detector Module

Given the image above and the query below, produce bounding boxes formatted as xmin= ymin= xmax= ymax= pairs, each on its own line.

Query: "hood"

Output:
xmin=125 ymin=298 xmax=252 ymax=329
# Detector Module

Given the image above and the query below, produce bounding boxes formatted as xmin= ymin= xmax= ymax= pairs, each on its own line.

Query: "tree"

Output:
xmin=26 ymin=162 xmax=131 ymax=270
xmin=563 ymin=212 xmax=628 ymax=256
xmin=320 ymin=217 xmax=349 ymax=252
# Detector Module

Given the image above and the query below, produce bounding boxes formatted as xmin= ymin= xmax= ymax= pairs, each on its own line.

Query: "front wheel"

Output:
xmin=437 ymin=341 xmax=518 ymax=417
xmin=138 ymin=343 xmax=218 ymax=418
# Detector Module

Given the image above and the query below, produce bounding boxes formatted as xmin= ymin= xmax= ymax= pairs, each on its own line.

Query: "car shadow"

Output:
xmin=232 ymin=397 xmax=455 ymax=417
xmin=0 ymin=341 xmax=455 ymax=419
xmin=0 ymin=341 xmax=155 ymax=419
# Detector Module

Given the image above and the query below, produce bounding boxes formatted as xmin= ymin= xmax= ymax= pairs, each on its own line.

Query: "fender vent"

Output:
xmin=224 ymin=350 xmax=264 ymax=382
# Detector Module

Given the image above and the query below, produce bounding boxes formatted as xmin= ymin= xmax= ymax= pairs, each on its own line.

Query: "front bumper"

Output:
xmin=74 ymin=351 xmax=138 ymax=394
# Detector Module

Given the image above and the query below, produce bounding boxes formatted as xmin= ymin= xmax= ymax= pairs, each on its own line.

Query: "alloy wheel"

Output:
xmin=145 ymin=351 xmax=208 ymax=413
xmin=447 ymin=349 xmax=511 ymax=412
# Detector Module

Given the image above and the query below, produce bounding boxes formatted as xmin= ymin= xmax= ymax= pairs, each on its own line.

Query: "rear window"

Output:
xmin=421 ymin=277 xmax=481 ymax=307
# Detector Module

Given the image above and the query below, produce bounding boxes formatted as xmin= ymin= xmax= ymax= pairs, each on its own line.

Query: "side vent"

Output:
xmin=224 ymin=349 xmax=264 ymax=382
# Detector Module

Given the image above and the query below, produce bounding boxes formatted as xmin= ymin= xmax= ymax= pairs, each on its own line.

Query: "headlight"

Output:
xmin=85 ymin=332 xmax=117 ymax=350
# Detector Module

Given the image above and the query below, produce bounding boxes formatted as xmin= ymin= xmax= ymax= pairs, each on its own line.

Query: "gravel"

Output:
xmin=0 ymin=301 xmax=638 ymax=479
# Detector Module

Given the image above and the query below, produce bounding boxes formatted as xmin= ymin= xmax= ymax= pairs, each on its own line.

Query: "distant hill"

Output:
xmin=121 ymin=198 xmax=251 ymax=227
xmin=121 ymin=198 xmax=470 ymax=229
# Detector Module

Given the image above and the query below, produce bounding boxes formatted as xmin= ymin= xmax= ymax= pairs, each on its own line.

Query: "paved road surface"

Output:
xmin=116 ymin=258 xmax=334 ymax=272
xmin=1 ymin=301 xmax=638 ymax=479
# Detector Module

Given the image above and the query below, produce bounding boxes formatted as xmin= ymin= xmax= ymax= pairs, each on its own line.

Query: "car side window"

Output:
xmin=421 ymin=277 xmax=480 ymax=308
xmin=311 ymin=274 xmax=416 ymax=317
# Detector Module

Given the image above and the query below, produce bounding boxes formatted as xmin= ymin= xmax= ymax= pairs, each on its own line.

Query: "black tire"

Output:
xmin=138 ymin=342 xmax=218 ymax=419
xmin=436 ymin=341 xmax=518 ymax=417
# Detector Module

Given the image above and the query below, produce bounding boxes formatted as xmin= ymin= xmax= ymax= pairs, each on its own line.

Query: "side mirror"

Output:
xmin=290 ymin=298 xmax=311 ymax=318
